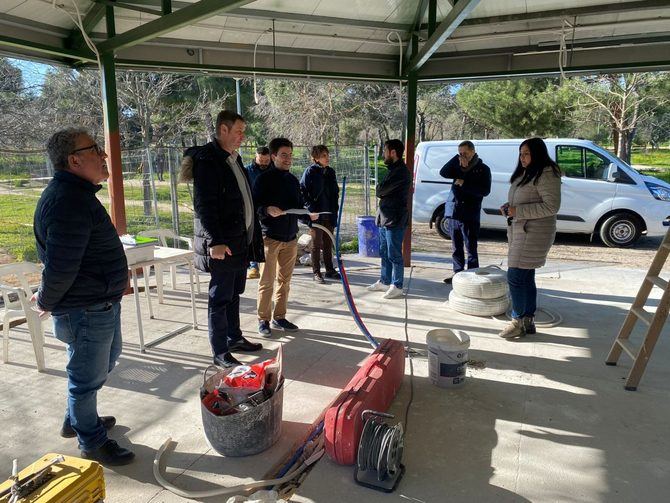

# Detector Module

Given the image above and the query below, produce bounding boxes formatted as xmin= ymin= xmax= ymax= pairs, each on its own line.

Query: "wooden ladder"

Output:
xmin=606 ymin=226 xmax=670 ymax=391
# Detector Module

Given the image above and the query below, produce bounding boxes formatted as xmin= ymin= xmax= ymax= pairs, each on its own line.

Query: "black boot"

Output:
xmin=522 ymin=316 xmax=536 ymax=335
xmin=81 ymin=439 xmax=135 ymax=466
xmin=213 ymin=352 xmax=242 ymax=368
xmin=61 ymin=416 xmax=116 ymax=438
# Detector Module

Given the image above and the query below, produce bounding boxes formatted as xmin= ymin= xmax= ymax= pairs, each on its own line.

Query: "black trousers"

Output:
xmin=208 ymin=267 xmax=246 ymax=356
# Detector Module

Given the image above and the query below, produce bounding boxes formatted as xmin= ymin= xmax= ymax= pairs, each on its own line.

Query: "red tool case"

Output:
xmin=324 ymin=338 xmax=406 ymax=465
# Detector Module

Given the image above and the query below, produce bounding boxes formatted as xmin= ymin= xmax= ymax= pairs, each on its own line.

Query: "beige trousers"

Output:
xmin=257 ymin=237 xmax=298 ymax=321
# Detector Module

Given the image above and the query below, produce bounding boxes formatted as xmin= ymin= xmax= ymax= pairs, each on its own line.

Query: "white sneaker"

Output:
xmin=367 ymin=280 xmax=388 ymax=292
xmin=382 ymin=285 xmax=404 ymax=299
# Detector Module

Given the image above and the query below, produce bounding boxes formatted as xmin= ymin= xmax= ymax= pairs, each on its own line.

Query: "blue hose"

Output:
xmin=334 ymin=177 xmax=379 ymax=349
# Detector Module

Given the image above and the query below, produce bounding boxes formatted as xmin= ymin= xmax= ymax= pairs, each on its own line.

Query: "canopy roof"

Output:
xmin=1 ymin=0 xmax=669 ymax=81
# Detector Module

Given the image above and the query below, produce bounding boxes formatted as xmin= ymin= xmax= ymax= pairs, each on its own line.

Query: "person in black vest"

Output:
xmin=34 ymin=127 xmax=134 ymax=465
xmin=180 ymin=110 xmax=265 ymax=369
xmin=300 ymin=145 xmax=340 ymax=284
xmin=440 ymin=140 xmax=491 ymax=283
xmin=254 ymin=138 xmax=317 ymax=337
xmin=367 ymin=139 xmax=412 ymax=300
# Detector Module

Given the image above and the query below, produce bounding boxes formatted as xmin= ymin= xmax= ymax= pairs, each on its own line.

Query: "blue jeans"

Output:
xmin=208 ymin=267 xmax=246 ymax=356
xmin=507 ymin=267 xmax=536 ymax=318
xmin=379 ymin=226 xmax=405 ymax=288
xmin=51 ymin=301 xmax=122 ymax=451
xmin=448 ymin=219 xmax=480 ymax=272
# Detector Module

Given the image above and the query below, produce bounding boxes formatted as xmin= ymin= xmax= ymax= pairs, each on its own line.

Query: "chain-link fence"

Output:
xmin=0 ymin=144 xmax=381 ymax=262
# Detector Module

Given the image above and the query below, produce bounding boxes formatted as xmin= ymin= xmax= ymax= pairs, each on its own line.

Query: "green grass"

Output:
xmin=631 ymin=149 xmax=670 ymax=183
xmin=0 ymin=194 xmax=39 ymax=261
xmin=631 ymin=149 xmax=670 ymax=168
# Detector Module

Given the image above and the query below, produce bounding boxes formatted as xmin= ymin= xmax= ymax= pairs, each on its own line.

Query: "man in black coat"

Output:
xmin=33 ymin=127 xmax=134 ymax=465
xmin=253 ymin=138 xmax=317 ymax=337
xmin=180 ymin=110 xmax=264 ymax=368
xmin=367 ymin=139 xmax=412 ymax=300
xmin=439 ymin=140 xmax=492 ymax=283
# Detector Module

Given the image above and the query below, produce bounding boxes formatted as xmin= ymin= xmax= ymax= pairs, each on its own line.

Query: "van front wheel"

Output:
xmin=435 ymin=213 xmax=451 ymax=240
xmin=599 ymin=213 xmax=642 ymax=247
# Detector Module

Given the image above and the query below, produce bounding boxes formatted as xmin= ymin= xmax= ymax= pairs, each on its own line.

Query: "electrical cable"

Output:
xmin=402 ymin=266 xmax=415 ymax=433
xmin=386 ymin=32 xmax=403 ymax=110
xmin=252 ymin=28 xmax=273 ymax=104
xmin=356 ymin=411 xmax=404 ymax=484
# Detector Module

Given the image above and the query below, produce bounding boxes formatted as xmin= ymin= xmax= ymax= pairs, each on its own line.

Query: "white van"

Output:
xmin=412 ymin=139 xmax=670 ymax=247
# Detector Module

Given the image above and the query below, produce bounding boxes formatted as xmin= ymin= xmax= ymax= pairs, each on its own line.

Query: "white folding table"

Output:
xmin=126 ymin=246 xmax=198 ymax=352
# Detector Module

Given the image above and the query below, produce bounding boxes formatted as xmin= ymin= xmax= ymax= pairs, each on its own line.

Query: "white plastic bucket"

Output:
xmin=426 ymin=329 xmax=470 ymax=388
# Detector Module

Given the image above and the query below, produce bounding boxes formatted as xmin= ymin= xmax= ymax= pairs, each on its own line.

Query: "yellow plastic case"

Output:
xmin=0 ymin=453 xmax=105 ymax=503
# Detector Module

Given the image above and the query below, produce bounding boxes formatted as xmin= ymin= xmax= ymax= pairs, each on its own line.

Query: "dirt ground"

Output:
xmin=410 ymin=223 xmax=664 ymax=269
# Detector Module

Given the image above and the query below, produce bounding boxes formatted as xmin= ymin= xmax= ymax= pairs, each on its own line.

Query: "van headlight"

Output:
xmin=645 ymin=182 xmax=670 ymax=201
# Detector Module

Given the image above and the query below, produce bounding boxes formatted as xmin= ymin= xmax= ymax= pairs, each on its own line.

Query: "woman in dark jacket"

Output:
xmin=300 ymin=145 xmax=340 ymax=283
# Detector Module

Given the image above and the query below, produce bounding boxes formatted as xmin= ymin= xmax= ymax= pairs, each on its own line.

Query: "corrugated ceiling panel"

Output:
xmin=1 ymin=0 xmax=29 ymax=14
xmin=6 ymin=0 xmax=78 ymax=28
xmin=250 ymin=0 xmax=416 ymax=24
xmin=287 ymin=36 xmax=365 ymax=53
xmin=169 ymin=25 xmax=223 ymax=42
xmin=469 ymin=0 xmax=630 ymax=19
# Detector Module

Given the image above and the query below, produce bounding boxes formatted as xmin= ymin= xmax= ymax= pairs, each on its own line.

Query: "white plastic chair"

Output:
xmin=138 ymin=229 xmax=201 ymax=302
xmin=0 ymin=262 xmax=46 ymax=371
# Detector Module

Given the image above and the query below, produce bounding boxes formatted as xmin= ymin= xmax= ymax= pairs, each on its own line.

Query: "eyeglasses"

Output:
xmin=71 ymin=143 xmax=104 ymax=155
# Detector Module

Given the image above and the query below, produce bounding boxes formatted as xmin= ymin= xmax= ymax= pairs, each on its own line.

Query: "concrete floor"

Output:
xmin=1 ymin=252 xmax=669 ymax=502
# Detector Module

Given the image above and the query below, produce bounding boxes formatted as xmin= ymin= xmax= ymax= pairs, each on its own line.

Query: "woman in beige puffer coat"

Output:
xmin=499 ymin=138 xmax=562 ymax=339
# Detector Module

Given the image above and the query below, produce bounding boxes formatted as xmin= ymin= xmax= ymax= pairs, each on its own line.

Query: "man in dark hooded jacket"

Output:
xmin=180 ymin=110 xmax=264 ymax=368
xmin=439 ymin=140 xmax=491 ymax=283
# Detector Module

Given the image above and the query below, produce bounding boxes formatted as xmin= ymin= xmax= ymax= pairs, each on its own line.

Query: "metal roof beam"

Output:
xmin=404 ymin=0 xmax=429 ymax=65
xmin=454 ymin=0 xmax=670 ymax=27
xmin=226 ymin=7 xmax=409 ymax=31
xmin=0 ymin=34 xmax=94 ymax=62
xmin=407 ymin=0 xmax=481 ymax=73
xmin=67 ymin=3 xmax=106 ymax=50
xmin=104 ymin=1 xmax=410 ymax=31
xmin=96 ymin=0 xmax=254 ymax=53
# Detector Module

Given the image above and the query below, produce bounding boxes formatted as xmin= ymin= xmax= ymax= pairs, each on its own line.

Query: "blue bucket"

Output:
xmin=357 ymin=216 xmax=379 ymax=257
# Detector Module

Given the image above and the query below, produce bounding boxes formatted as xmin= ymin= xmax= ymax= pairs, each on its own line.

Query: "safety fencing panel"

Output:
xmin=0 ymin=145 xmax=379 ymax=262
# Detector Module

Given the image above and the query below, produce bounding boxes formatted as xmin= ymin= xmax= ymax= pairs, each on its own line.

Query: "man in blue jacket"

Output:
xmin=367 ymin=139 xmax=412 ymax=300
xmin=33 ymin=128 xmax=134 ymax=465
xmin=439 ymin=140 xmax=491 ymax=283
xmin=245 ymin=146 xmax=271 ymax=279
xmin=180 ymin=110 xmax=265 ymax=369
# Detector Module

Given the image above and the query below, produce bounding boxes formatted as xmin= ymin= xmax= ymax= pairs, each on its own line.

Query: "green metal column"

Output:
xmin=403 ymin=71 xmax=418 ymax=267
xmin=428 ymin=0 xmax=437 ymax=36
xmin=101 ymin=7 xmax=127 ymax=234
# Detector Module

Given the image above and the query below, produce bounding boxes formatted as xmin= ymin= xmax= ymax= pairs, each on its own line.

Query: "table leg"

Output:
xmin=132 ymin=270 xmax=145 ymax=352
xmin=143 ymin=266 xmax=154 ymax=319
xmin=156 ymin=264 xmax=165 ymax=304
xmin=188 ymin=259 xmax=198 ymax=329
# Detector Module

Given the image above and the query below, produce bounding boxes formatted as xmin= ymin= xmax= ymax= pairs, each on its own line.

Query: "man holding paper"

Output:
xmin=253 ymin=137 xmax=317 ymax=337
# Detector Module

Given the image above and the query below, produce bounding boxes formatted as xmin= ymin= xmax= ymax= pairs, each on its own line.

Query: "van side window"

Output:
xmin=556 ymin=146 xmax=584 ymax=178
xmin=584 ymin=149 xmax=609 ymax=180
xmin=425 ymin=147 xmax=457 ymax=177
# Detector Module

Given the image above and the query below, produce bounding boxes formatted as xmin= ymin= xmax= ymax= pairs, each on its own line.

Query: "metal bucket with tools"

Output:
xmin=200 ymin=366 xmax=284 ymax=457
